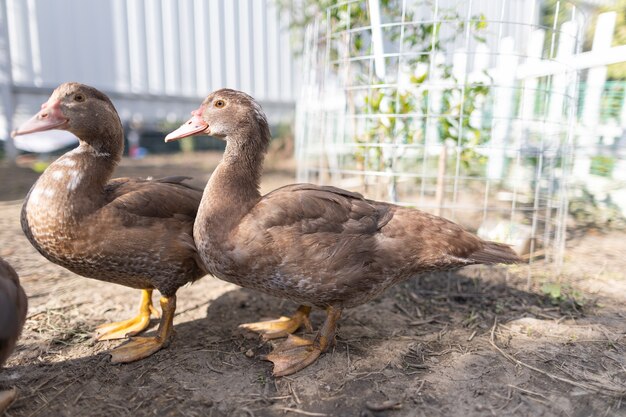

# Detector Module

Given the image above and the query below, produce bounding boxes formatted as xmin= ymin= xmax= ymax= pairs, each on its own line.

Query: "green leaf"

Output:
xmin=474 ymin=13 xmax=488 ymax=30
xmin=541 ymin=282 xmax=562 ymax=300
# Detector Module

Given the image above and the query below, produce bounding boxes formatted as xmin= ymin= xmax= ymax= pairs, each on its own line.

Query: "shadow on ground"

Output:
xmin=3 ymin=270 xmax=623 ymax=417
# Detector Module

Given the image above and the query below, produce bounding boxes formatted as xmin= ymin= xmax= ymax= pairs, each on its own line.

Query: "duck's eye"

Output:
xmin=74 ymin=94 xmax=85 ymax=103
xmin=214 ymin=100 xmax=225 ymax=108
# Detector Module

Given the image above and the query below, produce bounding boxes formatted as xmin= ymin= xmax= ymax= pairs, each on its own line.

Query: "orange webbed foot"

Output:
xmin=265 ymin=334 xmax=321 ymax=376
xmin=261 ymin=306 xmax=342 ymax=377
xmin=95 ymin=289 xmax=157 ymax=341
xmin=109 ymin=336 xmax=167 ymax=364
xmin=107 ymin=295 xmax=176 ymax=364
xmin=239 ymin=305 xmax=313 ymax=340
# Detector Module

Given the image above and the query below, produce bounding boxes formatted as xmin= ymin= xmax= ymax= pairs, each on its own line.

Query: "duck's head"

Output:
xmin=13 ymin=82 xmax=123 ymax=156
xmin=165 ymin=89 xmax=270 ymax=152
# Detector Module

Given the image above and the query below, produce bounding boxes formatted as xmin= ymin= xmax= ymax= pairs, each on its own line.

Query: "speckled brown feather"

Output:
xmin=0 ymin=258 xmax=27 ymax=366
xmin=20 ymin=83 xmax=205 ymax=298
xmin=188 ymin=89 xmax=521 ymax=309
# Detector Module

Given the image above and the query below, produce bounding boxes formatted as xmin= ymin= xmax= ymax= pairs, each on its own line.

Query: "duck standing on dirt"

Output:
xmin=0 ymin=257 xmax=27 ymax=413
xmin=165 ymin=89 xmax=522 ymax=376
xmin=13 ymin=83 xmax=206 ymax=363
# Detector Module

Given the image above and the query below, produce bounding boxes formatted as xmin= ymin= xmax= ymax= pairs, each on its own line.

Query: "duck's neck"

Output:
xmin=28 ymin=134 xmax=122 ymax=219
xmin=198 ymin=130 xmax=268 ymax=236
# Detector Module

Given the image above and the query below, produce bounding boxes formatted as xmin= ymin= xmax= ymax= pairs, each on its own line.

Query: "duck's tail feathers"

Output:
xmin=468 ymin=241 xmax=522 ymax=265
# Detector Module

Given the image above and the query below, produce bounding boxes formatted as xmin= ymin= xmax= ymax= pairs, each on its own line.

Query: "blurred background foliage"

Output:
xmin=278 ymin=0 xmax=493 ymax=181
xmin=541 ymin=0 xmax=626 ymax=80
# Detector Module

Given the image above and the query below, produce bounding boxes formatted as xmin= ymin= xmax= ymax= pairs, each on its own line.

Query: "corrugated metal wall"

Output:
xmin=6 ymin=0 xmax=294 ymax=99
xmin=0 ymin=0 xmax=297 ymax=151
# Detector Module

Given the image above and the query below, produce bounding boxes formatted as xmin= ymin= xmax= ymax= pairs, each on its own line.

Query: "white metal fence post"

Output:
xmin=582 ymin=12 xmax=616 ymax=127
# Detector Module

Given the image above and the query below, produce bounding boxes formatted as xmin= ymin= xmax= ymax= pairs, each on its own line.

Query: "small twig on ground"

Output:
xmin=235 ymin=407 xmax=255 ymax=417
xmin=394 ymin=302 xmax=414 ymax=319
xmin=173 ymin=300 xmax=211 ymax=317
xmin=277 ymin=407 xmax=327 ymax=416
xmin=26 ymin=376 xmax=81 ymax=417
xmin=414 ymin=379 xmax=426 ymax=396
xmin=604 ymin=352 xmax=626 ymax=373
xmin=105 ymin=402 xmax=131 ymax=413
xmin=26 ymin=302 xmax=87 ymax=319
xmin=507 ymin=384 xmax=548 ymax=400
xmin=406 ymin=363 xmax=428 ymax=370
xmin=204 ymin=361 xmax=224 ymax=374
xmin=71 ymin=390 xmax=85 ymax=406
xmin=365 ymin=399 xmax=403 ymax=411
xmin=467 ymin=330 xmax=477 ymax=342
xmin=288 ymin=382 xmax=301 ymax=405
xmin=408 ymin=317 xmax=438 ymax=326
xmin=132 ymin=400 xmax=145 ymax=412
xmin=32 ymin=375 xmax=57 ymax=392
xmin=493 ymin=388 xmax=513 ymax=411
xmin=489 ymin=318 xmax=626 ymax=398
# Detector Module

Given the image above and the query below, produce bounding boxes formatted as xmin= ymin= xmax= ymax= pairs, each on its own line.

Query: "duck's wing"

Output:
xmin=264 ymin=183 xmax=366 ymax=201
xmin=232 ymin=184 xmax=393 ymax=275
xmin=103 ymin=176 xmax=202 ymax=222
xmin=243 ymin=183 xmax=518 ymax=269
xmin=257 ymin=183 xmax=393 ymax=235
xmin=96 ymin=176 xmax=205 ymax=275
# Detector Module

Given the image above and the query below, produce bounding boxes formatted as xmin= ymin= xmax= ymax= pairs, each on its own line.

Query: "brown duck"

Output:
xmin=165 ymin=89 xmax=521 ymax=376
xmin=0 ymin=257 xmax=27 ymax=412
xmin=13 ymin=82 xmax=206 ymax=363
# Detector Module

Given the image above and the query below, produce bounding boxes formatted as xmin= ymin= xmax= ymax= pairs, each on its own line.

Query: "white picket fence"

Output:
xmin=570 ymin=12 xmax=626 ymax=219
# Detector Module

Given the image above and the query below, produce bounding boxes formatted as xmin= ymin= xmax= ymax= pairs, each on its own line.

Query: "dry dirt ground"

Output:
xmin=0 ymin=152 xmax=624 ymax=417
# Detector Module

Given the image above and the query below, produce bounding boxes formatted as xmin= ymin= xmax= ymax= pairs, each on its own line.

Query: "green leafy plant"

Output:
xmin=541 ymin=282 xmax=563 ymax=301
xmin=541 ymin=281 xmax=585 ymax=307
xmin=589 ymin=155 xmax=616 ymax=177
xmin=277 ymin=1 xmax=493 ymax=201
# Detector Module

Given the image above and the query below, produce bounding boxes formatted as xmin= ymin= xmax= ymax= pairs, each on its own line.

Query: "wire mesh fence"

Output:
xmin=295 ymin=0 xmax=582 ymax=270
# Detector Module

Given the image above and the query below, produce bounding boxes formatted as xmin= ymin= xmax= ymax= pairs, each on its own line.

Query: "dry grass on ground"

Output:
xmin=0 ymin=152 xmax=624 ymax=417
